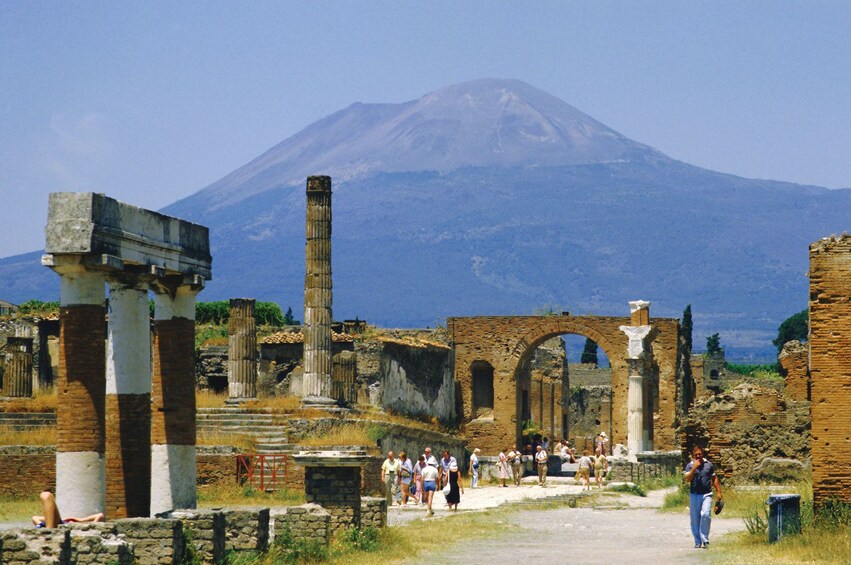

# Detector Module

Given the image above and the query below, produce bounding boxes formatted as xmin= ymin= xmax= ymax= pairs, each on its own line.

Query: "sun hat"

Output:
xmin=473 ymin=448 xmax=481 ymax=453
xmin=449 ymin=464 xmax=458 ymax=471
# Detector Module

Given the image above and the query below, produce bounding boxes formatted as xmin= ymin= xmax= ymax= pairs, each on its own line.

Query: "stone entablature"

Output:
xmin=449 ymin=307 xmax=680 ymax=455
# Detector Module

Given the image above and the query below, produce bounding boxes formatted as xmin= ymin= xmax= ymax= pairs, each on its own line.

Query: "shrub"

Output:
xmin=339 ymin=526 xmax=380 ymax=552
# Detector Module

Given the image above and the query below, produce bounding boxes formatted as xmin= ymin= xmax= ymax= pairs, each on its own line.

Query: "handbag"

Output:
xmin=442 ymin=484 xmax=451 ymax=496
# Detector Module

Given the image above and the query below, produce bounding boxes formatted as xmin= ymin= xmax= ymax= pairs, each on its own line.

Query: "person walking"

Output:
xmin=594 ymin=451 xmax=608 ymax=488
xmin=470 ymin=448 xmax=481 ymax=488
xmin=439 ymin=450 xmax=457 ymax=490
xmin=577 ymin=449 xmax=593 ymax=490
xmin=497 ymin=448 xmax=510 ymax=487
xmin=398 ymin=451 xmax=414 ymax=505
xmin=684 ymin=445 xmax=723 ymax=549
xmin=535 ymin=445 xmax=549 ymax=487
xmin=381 ymin=450 xmax=400 ymax=505
xmin=421 ymin=461 xmax=440 ymax=516
xmin=509 ymin=443 xmax=524 ymax=486
xmin=413 ymin=455 xmax=426 ymax=504
xmin=446 ymin=463 xmax=464 ymax=510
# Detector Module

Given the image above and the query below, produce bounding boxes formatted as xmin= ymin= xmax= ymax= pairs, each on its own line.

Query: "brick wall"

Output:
xmin=809 ymin=235 xmax=851 ymax=506
xmin=105 ymin=394 xmax=151 ymax=519
xmin=0 ymin=446 xmax=55 ymax=495
xmin=449 ymin=314 xmax=680 ymax=454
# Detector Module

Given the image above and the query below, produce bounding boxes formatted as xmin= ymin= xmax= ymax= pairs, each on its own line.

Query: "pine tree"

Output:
xmin=580 ymin=338 xmax=598 ymax=365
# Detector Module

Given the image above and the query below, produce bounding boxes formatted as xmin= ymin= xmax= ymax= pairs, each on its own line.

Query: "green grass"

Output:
xmin=0 ymin=493 xmax=40 ymax=522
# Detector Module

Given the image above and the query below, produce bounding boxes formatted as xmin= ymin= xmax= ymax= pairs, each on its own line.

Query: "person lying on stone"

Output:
xmin=32 ymin=490 xmax=105 ymax=528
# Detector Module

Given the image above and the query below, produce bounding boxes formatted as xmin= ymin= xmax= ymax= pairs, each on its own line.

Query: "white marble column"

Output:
xmin=619 ymin=324 xmax=652 ymax=455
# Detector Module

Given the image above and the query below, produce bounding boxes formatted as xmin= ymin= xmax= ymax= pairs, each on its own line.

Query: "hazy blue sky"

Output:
xmin=2 ymin=2 xmax=849 ymax=256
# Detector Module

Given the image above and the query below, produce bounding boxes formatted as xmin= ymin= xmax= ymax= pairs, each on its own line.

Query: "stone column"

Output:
xmin=151 ymin=285 xmax=199 ymax=515
xmin=303 ymin=176 xmax=333 ymax=402
xmin=620 ymin=300 xmax=652 ymax=456
xmin=227 ymin=298 xmax=257 ymax=400
xmin=2 ymin=336 xmax=34 ymax=397
xmin=105 ymin=280 xmax=152 ymax=518
xmin=54 ymin=266 xmax=106 ymax=518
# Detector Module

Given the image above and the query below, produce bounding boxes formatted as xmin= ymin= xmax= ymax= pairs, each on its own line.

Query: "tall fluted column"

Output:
xmin=105 ymin=280 xmax=151 ymax=519
xmin=151 ymin=285 xmax=198 ymax=514
xmin=2 ymin=336 xmax=34 ymax=397
xmin=227 ymin=298 xmax=257 ymax=400
xmin=55 ymin=267 xmax=106 ymax=518
xmin=303 ymin=176 xmax=333 ymax=402
xmin=626 ymin=359 xmax=644 ymax=455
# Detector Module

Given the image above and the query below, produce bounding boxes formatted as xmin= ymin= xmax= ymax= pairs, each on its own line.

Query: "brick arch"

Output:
xmin=448 ymin=314 xmax=680 ymax=456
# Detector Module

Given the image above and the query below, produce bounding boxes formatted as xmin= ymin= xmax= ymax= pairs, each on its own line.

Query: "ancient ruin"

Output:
xmin=809 ymin=234 xmax=851 ymax=507
xmin=302 ymin=175 xmax=334 ymax=404
xmin=42 ymin=192 xmax=211 ymax=519
xmin=227 ymin=298 xmax=257 ymax=400
xmin=449 ymin=301 xmax=680 ymax=454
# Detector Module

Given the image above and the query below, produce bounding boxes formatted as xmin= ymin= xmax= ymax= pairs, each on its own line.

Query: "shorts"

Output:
xmin=424 ymin=480 xmax=437 ymax=492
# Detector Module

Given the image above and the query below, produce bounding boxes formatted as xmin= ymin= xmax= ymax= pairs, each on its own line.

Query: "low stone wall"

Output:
xmin=113 ymin=518 xmax=184 ymax=565
xmin=608 ymin=451 xmax=680 ymax=483
xmin=1 ymin=501 xmax=388 ymax=564
xmin=359 ymin=497 xmax=387 ymax=529
xmin=271 ymin=504 xmax=330 ymax=545
xmin=1 ymin=523 xmax=133 ymax=564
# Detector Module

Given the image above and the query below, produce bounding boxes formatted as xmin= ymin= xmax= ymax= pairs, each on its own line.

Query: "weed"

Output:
xmin=611 ymin=483 xmax=647 ymax=497
xmin=338 ymin=526 xmax=379 ymax=552
xmin=2 ymin=387 xmax=57 ymax=413
xmin=744 ymin=501 xmax=769 ymax=534
xmin=0 ymin=425 xmax=56 ymax=446
xmin=661 ymin=483 xmax=689 ymax=511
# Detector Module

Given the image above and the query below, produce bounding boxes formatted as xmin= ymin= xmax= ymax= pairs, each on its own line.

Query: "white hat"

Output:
xmin=600 ymin=432 xmax=607 ymax=437
xmin=449 ymin=464 xmax=458 ymax=471
xmin=473 ymin=448 xmax=481 ymax=453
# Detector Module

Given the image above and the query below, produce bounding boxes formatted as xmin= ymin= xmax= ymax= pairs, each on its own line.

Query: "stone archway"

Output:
xmin=448 ymin=303 xmax=680 ymax=455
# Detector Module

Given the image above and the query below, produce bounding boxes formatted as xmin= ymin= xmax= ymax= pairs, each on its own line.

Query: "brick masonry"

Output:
xmin=151 ymin=319 xmax=196 ymax=445
xmin=809 ymin=235 xmax=851 ymax=506
xmin=58 ymin=305 xmax=106 ymax=453
xmin=448 ymin=314 xmax=680 ymax=454
xmin=113 ymin=518 xmax=184 ymax=565
xmin=105 ymin=394 xmax=151 ymax=519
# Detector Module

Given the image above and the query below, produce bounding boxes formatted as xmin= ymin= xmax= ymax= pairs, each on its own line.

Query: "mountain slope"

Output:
xmin=3 ymin=79 xmax=848 ymax=362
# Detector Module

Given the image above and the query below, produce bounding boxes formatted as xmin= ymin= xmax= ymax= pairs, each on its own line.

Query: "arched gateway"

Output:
xmin=448 ymin=302 xmax=681 ymax=455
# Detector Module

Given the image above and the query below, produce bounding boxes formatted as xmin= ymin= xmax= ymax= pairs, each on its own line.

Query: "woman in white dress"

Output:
xmin=498 ymin=448 xmax=510 ymax=487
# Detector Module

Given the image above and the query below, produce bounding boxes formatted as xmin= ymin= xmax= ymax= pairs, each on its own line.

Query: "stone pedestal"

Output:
xmin=227 ymin=298 xmax=257 ymax=400
xmin=2 ymin=336 xmax=34 ymax=397
xmin=294 ymin=450 xmax=368 ymax=534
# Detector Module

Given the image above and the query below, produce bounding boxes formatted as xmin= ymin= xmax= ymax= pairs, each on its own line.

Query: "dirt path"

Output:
xmin=394 ymin=485 xmax=745 ymax=564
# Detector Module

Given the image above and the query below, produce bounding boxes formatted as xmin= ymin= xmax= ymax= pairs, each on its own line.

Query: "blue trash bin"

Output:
xmin=766 ymin=494 xmax=802 ymax=543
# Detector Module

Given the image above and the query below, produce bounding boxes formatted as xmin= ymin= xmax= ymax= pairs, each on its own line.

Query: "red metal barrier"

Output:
xmin=236 ymin=454 xmax=288 ymax=491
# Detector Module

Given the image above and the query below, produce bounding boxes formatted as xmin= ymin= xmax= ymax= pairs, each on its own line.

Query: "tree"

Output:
xmin=284 ymin=306 xmax=296 ymax=325
xmin=255 ymin=301 xmax=285 ymax=326
xmin=772 ymin=308 xmax=808 ymax=352
xmin=682 ymin=304 xmax=693 ymax=352
xmin=706 ymin=333 xmax=721 ymax=354
xmin=580 ymin=338 xmax=598 ymax=365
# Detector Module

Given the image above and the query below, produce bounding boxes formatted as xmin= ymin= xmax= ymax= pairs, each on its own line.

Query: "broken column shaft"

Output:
xmin=227 ymin=298 xmax=257 ymax=400
xmin=303 ymin=176 xmax=333 ymax=401
xmin=2 ymin=336 xmax=34 ymax=397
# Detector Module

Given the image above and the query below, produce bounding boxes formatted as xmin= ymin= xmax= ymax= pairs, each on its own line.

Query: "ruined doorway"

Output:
xmin=471 ymin=360 xmax=495 ymax=418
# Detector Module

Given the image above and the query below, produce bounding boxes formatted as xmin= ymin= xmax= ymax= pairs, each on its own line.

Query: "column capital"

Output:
xmin=619 ymin=325 xmax=652 ymax=359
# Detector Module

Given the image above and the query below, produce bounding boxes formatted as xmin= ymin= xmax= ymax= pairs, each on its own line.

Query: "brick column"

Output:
xmin=2 ymin=336 xmax=34 ymax=397
xmin=303 ymin=176 xmax=333 ymax=401
xmin=105 ymin=280 xmax=151 ymax=518
xmin=151 ymin=286 xmax=198 ymax=514
xmin=227 ymin=298 xmax=256 ymax=400
xmin=55 ymin=268 xmax=106 ymax=518
xmin=809 ymin=235 xmax=851 ymax=507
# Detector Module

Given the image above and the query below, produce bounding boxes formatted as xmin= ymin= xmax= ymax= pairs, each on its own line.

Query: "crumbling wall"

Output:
xmin=779 ymin=340 xmax=809 ymax=402
xmin=681 ymin=383 xmax=810 ymax=483
xmin=566 ymin=386 xmax=611 ymax=452
xmin=809 ymin=234 xmax=851 ymax=506
xmin=379 ymin=341 xmax=454 ymax=424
